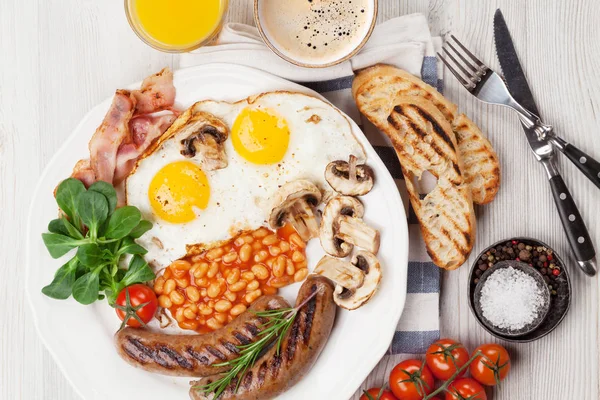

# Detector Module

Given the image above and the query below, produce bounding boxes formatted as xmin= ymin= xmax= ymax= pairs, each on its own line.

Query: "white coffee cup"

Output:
xmin=254 ymin=0 xmax=378 ymax=68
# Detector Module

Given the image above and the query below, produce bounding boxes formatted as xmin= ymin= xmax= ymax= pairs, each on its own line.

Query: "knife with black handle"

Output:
xmin=548 ymin=135 xmax=600 ymax=190
xmin=546 ymin=163 xmax=596 ymax=275
xmin=494 ymin=9 xmax=597 ymax=276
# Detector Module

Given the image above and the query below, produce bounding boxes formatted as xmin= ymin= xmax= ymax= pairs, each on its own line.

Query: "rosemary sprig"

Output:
xmin=194 ymin=291 xmax=317 ymax=399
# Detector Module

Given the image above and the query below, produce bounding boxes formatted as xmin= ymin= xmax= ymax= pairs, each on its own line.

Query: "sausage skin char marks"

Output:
xmin=114 ymin=296 xmax=290 ymax=377
xmin=190 ymin=275 xmax=336 ymax=400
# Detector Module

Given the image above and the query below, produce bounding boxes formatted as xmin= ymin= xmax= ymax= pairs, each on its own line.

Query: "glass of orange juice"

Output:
xmin=125 ymin=0 xmax=228 ymax=52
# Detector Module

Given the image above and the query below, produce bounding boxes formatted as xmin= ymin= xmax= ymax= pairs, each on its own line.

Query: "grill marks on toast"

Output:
xmin=410 ymin=106 xmax=456 ymax=151
xmin=384 ymin=97 xmax=475 ymax=268
xmin=388 ymin=103 xmax=461 ymax=186
xmin=353 ymin=65 xmax=477 ymax=269
xmin=356 ymin=74 xmax=458 ymax=122
xmin=353 ymin=64 xmax=500 ymax=205
xmin=453 ymin=114 xmax=500 ymax=204
xmin=420 ymin=190 xmax=473 ymax=268
xmin=423 ymin=184 xmax=473 ymax=250
xmin=403 ymin=168 xmax=474 ymax=268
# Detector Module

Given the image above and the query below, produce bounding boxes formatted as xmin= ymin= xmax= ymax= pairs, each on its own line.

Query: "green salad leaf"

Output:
xmin=48 ymin=218 xmax=85 ymax=239
xmin=42 ymin=233 xmax=81 ymax=258
xmin=41 ymin=257 xmax=79 ymax=300
xmin=55 ymin=178 xmax=86 ymax=224
xmin=48 ymin=219 xmax=70 ymax=236
xmin=105 ymin=206 xmax=142 ymax=239
xmin=76 ymin=243 xmax=103 ymax=267
xmin=118 ymin=236 xmax=148 ymax=256
xmin=129 ymin=220 xmax=153 ymax=239
xmin=41 ymin=180 xmax=155 ymax=306
xmin=88 ymin=181 xmax=118 ymax=214
xmin=76 ymin=191 xmax=109 ymax=239
xmin=72 ymin=271 xmax=100 ymax=305
xmin=122 ymin=255 xmax=155 ymax=287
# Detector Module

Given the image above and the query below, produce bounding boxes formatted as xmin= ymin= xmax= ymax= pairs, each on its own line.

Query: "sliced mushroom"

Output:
xmin=179 ymin=112 xmax=229 ymax=171
xmin=314 ymin=256 xmax=364 ymax=290
xmin=268 ymin=180 xmax=322 ymax=242
xmin=319 ymin=196 xmax=380 ymax=257
xmin=325 ymin=155 xmax=374 ymax=196
xmin=320 ymin=196 xmax=363 ymax=257
xmin=334 ymin=251 xmax=382 ymax=310
xmin=314 ymin=251 xmax=382 ymax=310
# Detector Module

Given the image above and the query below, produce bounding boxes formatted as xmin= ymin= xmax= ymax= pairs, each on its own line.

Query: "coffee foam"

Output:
xmin=258 ymin=0 xmax=375 ymax=66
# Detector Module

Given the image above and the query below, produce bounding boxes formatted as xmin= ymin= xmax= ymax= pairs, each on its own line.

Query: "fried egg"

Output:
xmin=126 ymin=91 xmax=365 ymax=268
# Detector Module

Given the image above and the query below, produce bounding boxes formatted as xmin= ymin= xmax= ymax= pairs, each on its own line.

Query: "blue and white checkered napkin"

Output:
xmin=181 ymin=13 xmax=441 ymax=355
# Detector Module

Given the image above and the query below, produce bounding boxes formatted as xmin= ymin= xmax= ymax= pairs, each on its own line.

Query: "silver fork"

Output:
xmin=438 ymin=35 xmax=552 ymax=143
xmin=438 ymin=35 xmax=597 ymax=276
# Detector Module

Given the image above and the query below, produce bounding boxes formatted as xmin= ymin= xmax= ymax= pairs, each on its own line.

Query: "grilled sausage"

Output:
xmin=114 ymin=295 xmax=290 ymax=377
xmin=190 ymin=275 xmax=336 ymax=400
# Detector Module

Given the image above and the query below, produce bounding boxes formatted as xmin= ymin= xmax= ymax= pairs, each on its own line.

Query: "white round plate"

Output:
xmin=26 ymin=64 xmax=408 ymax=400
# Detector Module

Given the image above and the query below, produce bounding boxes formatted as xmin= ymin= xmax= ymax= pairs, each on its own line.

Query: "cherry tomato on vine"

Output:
xmin=469 ymin=344 xmax=511 ymax=386
xmin=445 ymin=378 xmax=487 ymax=400
xmin=115 ymin=284 xmax=158 ymax=328
xmin=389 ymin=359 xmax=434 ymax=400
xmin=425 ymin=338 xmax=470 ymax=380
xmin=360 ymin=388 xmax=398 ymax=400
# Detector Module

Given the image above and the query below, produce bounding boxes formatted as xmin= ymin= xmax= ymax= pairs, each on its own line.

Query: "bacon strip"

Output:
xmin=71 ymin=159 xmax=96 ymax=188
xmin=132 ymin=68 xmax=176 ymax=115
xmin=69 ymin=67 xmax=177 ymax=190
xmin=113 ymin=114 xmax=177 ymax=184
xmin=88 ymin=90 xmax=136 ymax=184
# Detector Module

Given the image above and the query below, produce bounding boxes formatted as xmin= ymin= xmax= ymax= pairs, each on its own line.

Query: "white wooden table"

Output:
xmin=1 ymin=0 xmax=598 ymax=399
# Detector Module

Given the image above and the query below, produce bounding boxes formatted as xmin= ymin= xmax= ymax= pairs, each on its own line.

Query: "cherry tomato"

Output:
xmin=425 ymin=338 xmax=470 ymax=380
xmin=445 ymin=378 xmax=487 ymax=400
xmin=115 ymin=284 xmax=158 ymax=328
xmin=360 ymin=388 xmax=398 ymax=400
xmin=469 ymin=344 xmax=511 ymax=386
xmin=389 ymin=359 xmax=434 ymax=400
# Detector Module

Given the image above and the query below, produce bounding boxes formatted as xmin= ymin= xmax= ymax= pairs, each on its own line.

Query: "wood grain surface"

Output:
xmin=1 ymin=1 xmax=598 ymax=399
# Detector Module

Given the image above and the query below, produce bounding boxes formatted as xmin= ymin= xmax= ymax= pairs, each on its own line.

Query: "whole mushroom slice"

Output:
xmin=268 ymin=180 xmax=322 ymax=242
xmin=319 ymin=196 xmax=380 ymax=257
xmin=314 ymin=251 xmax=382 ymax=310
xmin=325 ymin=155 xmax=374 ymax=196
xmin=179 ymin=111 xmax=229 ymax=171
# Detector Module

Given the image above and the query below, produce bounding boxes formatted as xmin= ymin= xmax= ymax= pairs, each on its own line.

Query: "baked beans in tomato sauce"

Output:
xmin=153 ymin=224 xmax=308 ymax=333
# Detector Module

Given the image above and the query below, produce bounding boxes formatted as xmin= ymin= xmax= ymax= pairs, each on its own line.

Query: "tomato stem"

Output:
xmin=422 ymin=351 xmax=483 ymax=400
xmin=479 ymin=353 xmax=509 ymax=386
xmin=431 ymin=342 xmax=464 ymax=377
xmin=114 ymin=287 xmax=151 ymax=331
xmin=398 ymin=365 xmax=431 ymax=397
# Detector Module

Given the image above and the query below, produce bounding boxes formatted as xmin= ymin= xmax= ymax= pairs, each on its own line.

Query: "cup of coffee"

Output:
xmin=254 ymin=0 xmax=378 ymax=68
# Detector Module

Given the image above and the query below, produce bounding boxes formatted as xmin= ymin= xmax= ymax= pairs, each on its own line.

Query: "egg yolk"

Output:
xmin=231 ymin=108 xmax=290 ymax=164
xmin=148 ymin=161 xmax=210 ymax=224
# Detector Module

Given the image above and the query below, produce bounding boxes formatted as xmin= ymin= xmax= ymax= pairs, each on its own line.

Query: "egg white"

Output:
xmin=126 ymin=91 xmax=366 ymax=268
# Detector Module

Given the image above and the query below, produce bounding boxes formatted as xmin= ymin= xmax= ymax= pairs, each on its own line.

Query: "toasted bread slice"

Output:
xmin=353 ymin=83 xmax=475 ymax=269
xmin=353 ymin=64 xmax=500 ymax=204
xmin=352 ymin=64 xmax=458 ymax=122
xmin=453 ymin=114 xmax=500 ymax=204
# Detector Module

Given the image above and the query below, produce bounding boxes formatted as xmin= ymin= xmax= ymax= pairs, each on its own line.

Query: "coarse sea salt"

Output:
xmin=480 ymin=266 xmax=546 ymax=331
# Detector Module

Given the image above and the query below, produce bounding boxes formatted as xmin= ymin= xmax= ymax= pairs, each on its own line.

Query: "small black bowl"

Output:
xmin=473 ymin=260 xmax=551 ymax=337
xmin=468 ymin=237 xmax=571 ymax=342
